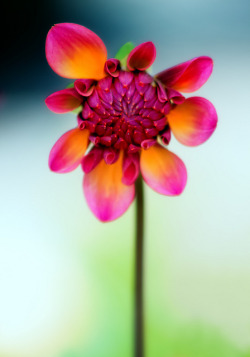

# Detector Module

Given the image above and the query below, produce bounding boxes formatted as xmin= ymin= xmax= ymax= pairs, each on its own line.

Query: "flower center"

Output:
xmin=79 ymin=70 xmax=171 ymax=153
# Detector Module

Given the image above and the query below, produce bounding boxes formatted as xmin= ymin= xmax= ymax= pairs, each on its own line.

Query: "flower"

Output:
xmin=45 ymin=23 xmax=217 ymax=222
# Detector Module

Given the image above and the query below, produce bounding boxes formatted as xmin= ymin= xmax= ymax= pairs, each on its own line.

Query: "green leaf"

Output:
xmin=66 ymin=82 xmax=74 ymax=88
xmin=72 ymin=105 xmax=83 ymax=115
xmin=115 ymin=42 xmax=135 ymax=68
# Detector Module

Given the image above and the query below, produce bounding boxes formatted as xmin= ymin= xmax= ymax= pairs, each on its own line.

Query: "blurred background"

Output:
xmin=1 ymin=0 xmax=250 ymax=356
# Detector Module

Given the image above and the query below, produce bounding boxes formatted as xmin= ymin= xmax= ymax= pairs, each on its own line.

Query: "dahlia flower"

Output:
xmin=45 ymin=23 xmax=217 ymax=222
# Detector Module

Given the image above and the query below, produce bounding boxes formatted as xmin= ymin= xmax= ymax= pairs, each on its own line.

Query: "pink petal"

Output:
xmin=127 ymin=42 xmax=156 ymax=71
xmin=45 ymin=88 xmax=83 ymax=113
xmin=167 ymin=88 xmax=185 ymax=104
xmin=122 ymin=153 xmax=140 ymax=185
xmin=104 ymin=59 xmax=120 ymax=77
xmin=74 ymin=79 xmax=95 ymax=96
xmin=81 ymin=147 xmax=103 ymax=173
xmin=167 ymin=97 xmax=218 ymax=146
xmin=141 ymin=139 xmax=156 ymax=150
xmin=140 ymin=144 xmax=187 ymax=195
xmin=45 ymin=23 xmax=107 ymax=79
xmin=156 ymin=56 xmax=213 ymax=93
xmin=103 ymin=148 xmax=119 ymax=164
xmin=49 ymin=128 xmax=89 ymax=173
xmin=77 ymin=114 xmax=86 ymax=130
xmin=156 ymin=81 xmax=168 ymax=102
xmin=161 ymin=126 xmax=171 ymax=145
xmin=83 ymin=153 xmax=135 ymax=222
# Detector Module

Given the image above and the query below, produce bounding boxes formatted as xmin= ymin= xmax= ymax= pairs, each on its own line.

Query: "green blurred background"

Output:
xmin=1 ymin=0 xmax=250 ymax=356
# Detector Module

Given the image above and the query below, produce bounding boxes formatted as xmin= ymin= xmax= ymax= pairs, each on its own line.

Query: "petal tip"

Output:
xmin=48 ymin=128 xmax=89 ymax=173
xmin=140 ymin=144 xmax=187 ymax=196
xmin=45 ymin=22 xmax=107 ymax=79
xmin=156 ymin=55 xmax=214 ymax=93
xmin=127 ymin=41 xmax=156 ymax=71
xmin=45 ymin=88 xmax=82 ymax=114
xmin=168 ymin=97 xmax=218 ymax=146
xmin=83 ymin=157 xmax=135 ymax=222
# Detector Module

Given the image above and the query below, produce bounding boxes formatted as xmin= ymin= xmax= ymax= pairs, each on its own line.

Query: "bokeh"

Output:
xmin=1 ymin=0 xmax=250 ymax=356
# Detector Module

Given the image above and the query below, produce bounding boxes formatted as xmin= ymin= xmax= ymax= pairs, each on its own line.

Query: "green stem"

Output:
xmin=135 ymin=175 xmax=144 ymax=357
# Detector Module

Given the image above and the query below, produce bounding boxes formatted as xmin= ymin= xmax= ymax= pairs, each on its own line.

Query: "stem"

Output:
xmin=135 ymin=175 xmax=144 ymax=357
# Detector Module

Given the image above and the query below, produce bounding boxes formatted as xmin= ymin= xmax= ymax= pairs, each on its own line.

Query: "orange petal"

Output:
xmin=167 ymin=97 xmax=218 ymax=146
xmin=140 ymin=144 xmax=187 ymax=195
xmin=49 ymin=128 xmax=89 ymax=173
xmin=83 ymin=152 xmax=135 ymax=222
xmin=46 ymin=23 xmax=107 ymax=79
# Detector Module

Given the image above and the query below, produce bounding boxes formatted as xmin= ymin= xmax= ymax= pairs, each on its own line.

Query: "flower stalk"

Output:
xmin=135 ymin=175 xmax=144 ymax=357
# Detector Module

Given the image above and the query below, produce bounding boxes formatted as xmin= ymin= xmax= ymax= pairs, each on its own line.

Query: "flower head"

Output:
xmin=45 ymin=23 xmax=217 ymax=222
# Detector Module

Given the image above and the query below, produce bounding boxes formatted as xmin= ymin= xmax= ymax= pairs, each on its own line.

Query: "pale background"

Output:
xmin=1 ymin=0 xmax=250 ymax=356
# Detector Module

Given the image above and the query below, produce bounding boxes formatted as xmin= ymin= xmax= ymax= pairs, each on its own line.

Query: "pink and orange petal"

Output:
xmin=49 ymin=128 xmax=89 ymax=173
xmin=156 ymin=56 xmax=213 ymax=93
xmin=83 ymin=153 xmax=135 ymax=222
xmin=167 ymin=97 xmax=218 ymax=146
xmin=45 ymin=88 xmax=83 ymax=113
xmin=46 ymin=23 xmax=107 ymax=80
xmin=140 ymin=144 xmax=187 ymax=196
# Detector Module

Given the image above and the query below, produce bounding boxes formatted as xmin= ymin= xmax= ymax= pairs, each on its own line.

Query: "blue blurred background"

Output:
xmin=1 ymin=0 xmax=250 ymax=356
